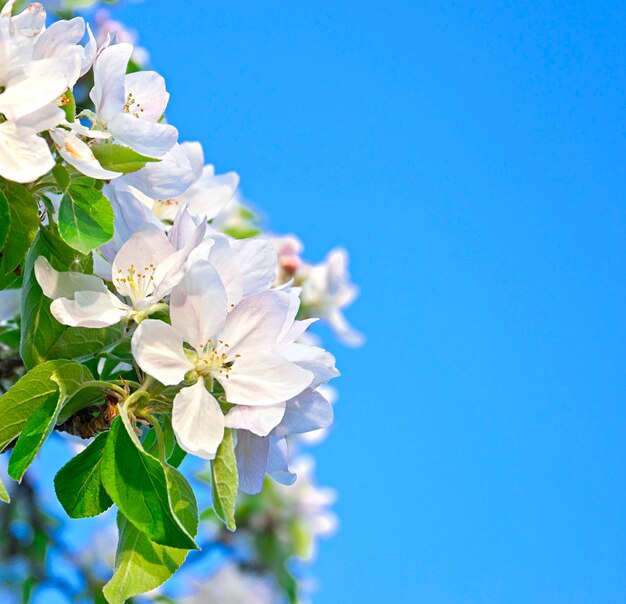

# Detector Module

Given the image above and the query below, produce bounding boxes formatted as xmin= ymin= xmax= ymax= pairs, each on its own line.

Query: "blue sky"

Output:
xmin=45 ymin=1 xmax=626 ymax=602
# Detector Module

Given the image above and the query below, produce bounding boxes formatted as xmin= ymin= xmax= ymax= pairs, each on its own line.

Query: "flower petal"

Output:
xmin=271 ymin=389 xmax=333 ymax=437
xmin=225 ymin=403 xmax=286 ymax=437
xmin=34 ymin=256 xmax=109 ymax=300
xmin=282 ymin=343 xmax=339 ymax=388
xmin=170 ymin=261 xmax=228 ymax=349
xmin=90 ymin=42 xmax=132 ymax=121
xmin=108 ymin=111 xmax=177 ymax=158
xmin=235 ymin=430 xmax=270 ymax=495
xmin=267 ymin=437 xmax=296 ymax=486
xmin=124 ymin=70 xmax=170 ymax=122
xmin=50 ymin=290 xmax=129 ymax=328
xmin=131 ymin=319 xmax=193 ymax=385
xmin=173 ymin=381 xmax=225 ymax=460
xmin=221 ymin=351 xmax=313 ymax=406
xmin=230 ymin=238 xmax=277 ymax=297
xmin=182 ymin=165 xmax=239 ymax=220
xmin=0 ymin=122 xmax=54 ymax=183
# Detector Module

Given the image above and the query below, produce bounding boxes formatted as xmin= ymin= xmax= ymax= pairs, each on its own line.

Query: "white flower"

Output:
xmin=34 ymin=222 xmax=204 ymax=328
xmin=89 ymin=42 xmax=177 ymax=158
xmin=131 ymin=263 xmax=314 ymax=459
xmin=0 ymin=1 xmax=87 ymax=182
xmin=300 ymin=248 xmax=364 ymax=346
xmin=120 ymin=142 xmax=239 ymax=221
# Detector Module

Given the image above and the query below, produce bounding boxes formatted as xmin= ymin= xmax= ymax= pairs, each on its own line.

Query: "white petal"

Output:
xmin=131 ymin=319 xmax=193 ymax=385
xmin=50 ymin=290 xmax=130 ymax=328
xmin=283 ymin=343 xmax=340 ymax=388
xmin=108 ymin=112 xmax=177 ymax=158
xmin=183 ymin=165 xmax=239 ymax=220
xmin=221 ymin=351 xmax=313 ymax=406
xmin=328 ymin=309 xmax=365 ymax=347
xmin=33 ymin=17 xmax=84 ymax=59
xmin=173 ymin=381 xmax=225 ymax=460
xmin=34 ymin=256 xmax=108 ymax=300
xmin=221 ymin=290 xmax=292 ymax=355
xmin=230 ymin=238 xmax=277 ymax=296
xmin=12 ymin=2 xmax=45 ymax=38
xmin=204 ymin=235 xmax=243 ymax=307
xmin=122 ymin=142 xmax=200 ymax=198
xmin=0 ymin=122 xmax=54 ymax=183
xmin=170 ymin=262 xmax=228 ymax=350
xmin=235 ymin=430 xmax=269 ymax=494
xmin=49 ymin=128 xmax=122 ymax=180
xmin=0 ymin=55 xmax=81 ymax=120
xmin=267 ymin=437 xmax=296 ymax=486
xmin=225 ymin=403 xmax=286 ymax=437
xmin=124 ymin=70 xmax=170 ymax=122
xmin=16 ymin=103 xmax=64 ymax=132
xmin=271 ymin=389 xmax=333 ymax=437
xmin=90 ymin=42 xmax=132 ymax=121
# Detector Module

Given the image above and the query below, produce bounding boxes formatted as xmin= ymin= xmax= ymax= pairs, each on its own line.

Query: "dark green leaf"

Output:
xmin=54 ymin=431 xmax=113 ymax=518
xmin=0 ymin=189 xmax=10 ymax=252
xmin=211 ymin=428 xmax=238 ymax=531
xmin=101 ymin=413 xmax=198 ymax=550
xmin=91 ymin=144 xmax=159 ymax=174
xmin=58 ymin=183 xmax=114 ymax=253
xmin=0 ymin=183 xmax=39 ymax=276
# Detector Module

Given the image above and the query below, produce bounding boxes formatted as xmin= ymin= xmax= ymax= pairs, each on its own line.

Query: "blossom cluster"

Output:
xmin=0 ymin=1 xmax=360 ymax=601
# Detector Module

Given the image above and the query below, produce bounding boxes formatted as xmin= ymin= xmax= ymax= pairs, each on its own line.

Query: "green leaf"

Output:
xmin=8 ymin=361 xmax=92 ymax=481
xmin=58 ymin=184 xmax=114 ymax=254
xmin=20 ymin=227 xmax=123 ymax=370
xmin=0 ymin=360 xmax=69 ymax=451
xmin=0 ymin=183 xmax=39 ymax=277
xmin=103 ymin=465 xmax=197 ymax=603
xmin=101 ymin=413 xmax=198 ymax=550
xmin=60 ymin=88 xmax=75 ymax=123
xmin=211 ymin=428 xmax=238 ymax=531
xmin=0 ymin=189 xmax=10 ymax=252
xmin=0 ymin=474 xmax=10 ymax=503
xmin=91 ymin=144 xmax=159 ymax=174
xmin=102 ymin=513 xmax=189 ymax=604
xmin=54 ymin=431 xmax=113 ymax=518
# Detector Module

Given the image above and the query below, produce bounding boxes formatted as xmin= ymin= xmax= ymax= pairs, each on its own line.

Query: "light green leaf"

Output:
xmin=54 ymin=431 xmax=113 ymax=518
xmin=101 ymin=413 xmax=198 ymax=550
xmin=103 ymin=513 xmax=189 ymax=604
xmin=8 ymin=361 xmax=93 ymax=481
xmin=58 ymin=183 xmax=114 ymax=254
xmin=91 ymin=144 xmax=159 ymax=174
xmin=0 ymin=474 xmax=9 ymax=503
xmin=20 ymin=227 xmax=123 ymax=370
xmin=211 ymin=427 xmax=238 ymax=531
xmin=0 ymin=183 xmax=39 ymax=277
xmin=0 ymin=360 xmax=69 ymax=451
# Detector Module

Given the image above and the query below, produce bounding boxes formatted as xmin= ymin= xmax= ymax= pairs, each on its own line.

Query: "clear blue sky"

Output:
xmin=88 ymin=1 xmax=626 ymax=601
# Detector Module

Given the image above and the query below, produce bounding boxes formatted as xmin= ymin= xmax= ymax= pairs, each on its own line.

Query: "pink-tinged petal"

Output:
xmin=90 ymin=42 xmax=132 ymax=121
xmin=124 ymin=70 xmax=169 ymax=122
xmin=282 ymin=343 xmax=339 ymax=388
xmin=271 ymin=389 xmax=333 ymax=437
xmin=235 ymin=430 xmax=270 ymax=495
xmin=220 ymin=351 xmax=313 ymax=406
xmin=173 ymin=381 xmax=225 ymax=460
xmin=0 ymin=122 xmax=54 ymax=183
xmin=183 ymin=165 xmax=239 ymax=220
xmin=34 ymin=256 xmax=108 ymax=300
xmin=170 ymin=262 xmax=228 ymax=350
xmin=221 ymin=290 xmax=292 ymax=355
xmin=50 ymin=290 xmax=130 ymax=328
xmin=267 ymin=437 xmax=296 ymax=486
xmin=49 ymin=128 xmax=122 ymax=180
xmin=107 ymin=112 xmax=177 ymax=158
xmin=225 ymin=403 xmax=286 ymax=437
xmin=131 ymin=319 xmax=192 ymax=385
xmin=11 ymin=2 xmax=45 ymax=38
xmin=230 ymin=238 xmax=277 ymax=297
xmin=123 ymin=142 xmax=200 ymax=199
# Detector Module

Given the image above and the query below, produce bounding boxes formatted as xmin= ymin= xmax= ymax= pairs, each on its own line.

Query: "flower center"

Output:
xmin=115 ymin=263 xmax=156 ymax=305
xmin=193 ymin=339 xmax=240 ymax=381
xmin=123 ymin=92 xmax=145 ymax=118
